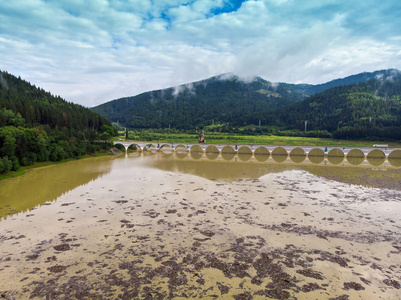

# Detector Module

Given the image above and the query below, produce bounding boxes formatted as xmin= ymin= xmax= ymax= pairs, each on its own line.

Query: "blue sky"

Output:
xmin=1 ymin=0 xmax=400 ymax=107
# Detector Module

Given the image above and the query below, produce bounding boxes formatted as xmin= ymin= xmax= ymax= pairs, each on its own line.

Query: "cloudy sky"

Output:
xmin=1 ymin=0 xmax=400 ymax=107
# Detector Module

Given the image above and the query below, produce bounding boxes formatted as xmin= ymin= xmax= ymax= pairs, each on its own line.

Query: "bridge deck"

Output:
xmin=114 ymin=141 xmax=399 ymax=158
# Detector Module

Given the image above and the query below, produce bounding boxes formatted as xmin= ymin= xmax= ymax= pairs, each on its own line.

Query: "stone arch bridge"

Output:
xmin=114 ymin=141 xmax=401 ymax=166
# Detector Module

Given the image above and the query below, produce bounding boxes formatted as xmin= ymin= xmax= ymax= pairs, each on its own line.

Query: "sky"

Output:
xmin=1 ymin=0 xmax=401 ymax=107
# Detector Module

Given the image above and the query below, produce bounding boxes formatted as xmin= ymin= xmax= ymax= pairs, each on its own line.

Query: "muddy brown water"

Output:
xmin=0 ymin=152 xmax=400 ymax=299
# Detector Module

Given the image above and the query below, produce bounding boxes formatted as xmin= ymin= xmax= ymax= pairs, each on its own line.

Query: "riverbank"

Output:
xmin=0 ymin=150 xmax=120 ymax=181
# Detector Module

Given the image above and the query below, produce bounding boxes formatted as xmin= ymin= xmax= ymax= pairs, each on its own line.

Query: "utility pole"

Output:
xmin=305 ymin=120 xmax=307 ymax=131
xmin=259 ymin=119 xmax=261 ymax=127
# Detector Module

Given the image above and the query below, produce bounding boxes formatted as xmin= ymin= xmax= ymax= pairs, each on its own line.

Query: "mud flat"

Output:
xmin=0 ymin=154 xmax=400 ymax=299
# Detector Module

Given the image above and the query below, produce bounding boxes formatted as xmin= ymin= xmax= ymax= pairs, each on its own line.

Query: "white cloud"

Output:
xmin=0 ymin=0 xmax=400 ymax=107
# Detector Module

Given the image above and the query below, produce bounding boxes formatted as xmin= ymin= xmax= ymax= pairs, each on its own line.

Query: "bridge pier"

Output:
xmin=113 ymin=141 xmax=400 ymax=166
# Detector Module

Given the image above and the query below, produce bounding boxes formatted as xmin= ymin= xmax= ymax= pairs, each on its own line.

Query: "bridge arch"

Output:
xmin=189 ymin=145 xmax=203 ymax=159
xmin=206 ymin=145 xmax=219 ymax=160
xmin=159 ymin=144 xmax=173 ymax=153
xmin=190 ymin=145 xmax=204 ymax=153
xmin=327 ymin=148 xmax=344 ymax=165
xmin=346 ymin=149 xmax=365 ymax=165
xmin=367 ymin=149 xmax=385 ymax=166
xmin=308 ymin=148 xmax=325 ymax=164
xmin=238 ymin=146 xmax=252 ymax=161
xmin=254 ymin=146 xmax=270 ymax=162
xmin=388 ymin=150 xmax=401 ymax=167
xmin=221 ymin=146 xmax=235 ymax=161
xmin=205 ymin=145 xmax=219 ymax=153
xmin=290 ymin=147 xmax=306 ymax=163
xmin=174 ymin=145 xmax=188 ymax=159
xmin=143 ymin=144 xmax=157 ymax=152
xmin=238 ymin=146 xmax=252 ymax=154
xmin=128 ymin=144 xmax=141 ymax=151
xmin=175 ymin=144 xmax=189 ymax=152
xmin=221 ymin=145 xmax=235 ymax=153
xmin=113 ymin=143 xmax=126 ymax=152
xmin=272 ymin=147 xmax=288 ymax=163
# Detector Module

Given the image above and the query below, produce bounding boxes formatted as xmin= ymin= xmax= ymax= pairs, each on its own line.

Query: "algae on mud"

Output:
xmin=0 ymin=152 xmax=400 ymax=299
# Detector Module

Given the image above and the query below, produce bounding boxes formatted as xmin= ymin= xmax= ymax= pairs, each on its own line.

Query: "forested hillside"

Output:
xmin=0 ymin=71 xmax=114 ymax=174
xmin=269 ymin=74 xmax=401 ymax=140
xmin=92 ymin=74 xmax=308 ymax=129
xmin=92 ymin=70 xmax=398 ymax=135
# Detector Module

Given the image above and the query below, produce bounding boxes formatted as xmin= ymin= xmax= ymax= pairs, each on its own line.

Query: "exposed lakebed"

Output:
xmin=0 ymin=152 xmax=400 ymax=299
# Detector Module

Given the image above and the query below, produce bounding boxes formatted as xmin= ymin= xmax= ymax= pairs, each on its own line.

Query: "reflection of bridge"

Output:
xmin=114 ymin=141 xmax=401 ymax=167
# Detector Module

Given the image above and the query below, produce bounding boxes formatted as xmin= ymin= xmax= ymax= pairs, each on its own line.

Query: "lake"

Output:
xmin=0 ymin=151 xmax=400 ymax=299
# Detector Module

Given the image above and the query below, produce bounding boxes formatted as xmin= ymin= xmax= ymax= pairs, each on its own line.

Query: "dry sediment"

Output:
xmin=0 ymin=166 xmax=400 ymax=299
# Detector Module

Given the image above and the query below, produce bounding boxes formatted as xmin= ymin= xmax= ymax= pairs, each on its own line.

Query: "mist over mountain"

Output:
xmin=92 ymin=69 xmax=401 ymax=139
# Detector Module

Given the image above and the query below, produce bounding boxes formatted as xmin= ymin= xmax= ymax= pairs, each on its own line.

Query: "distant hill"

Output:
xmin=268 ymin=70 xmax=401 ymax=140
xmin=92 ymin=70 xmax=398 ymax=130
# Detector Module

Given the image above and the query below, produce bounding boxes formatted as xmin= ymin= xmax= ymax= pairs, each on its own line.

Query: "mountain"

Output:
xmin=268 ymin=70 xmax=401 ymax=140
xmin=0 ymin=71 xmax=114 ymax=173
xmin=92 ymin=70 xmax=398 ymax=130
xmin=92 ymin=74 xmax=308 ymax=129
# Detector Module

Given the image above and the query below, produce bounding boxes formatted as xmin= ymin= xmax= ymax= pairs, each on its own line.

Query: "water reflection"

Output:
xmin=327 ymin=156 xmax=344 ymax=165
xmin=190 ymin=151 xmax=203 ymax=160
xmin=0 ymin=156 xmax=116 ymax=220
xmin=221 ymin=152 xmax=235 ymax=161
xmin=388 ymin=150 xmax=401 ymax=167
xmin=255 ymin=154 xmax=269 ymax=162
xmin=206 ymin=152 xmax=219 ymax=160
xmin=254 ymin=147 xmax=270 ymax=162
xmin=347 ymin=156 xmax=364 ymax=166
xmin=289 ymin=148 xmax=306 ymax=164
xmin=308 ymin=149 xmax=325 ymax=164
xmin=2 ymin=148 xmax=399 ymax=220
xmin=149 ymin=153 xmax=297 ymax=181
xmin=367 ymin=150 xmax=386 ymax=166
xmin=309 ymin=155 xmax=324 ymax=164
xmin=138 ymin=150 xmax=400 ymax=182
xmin=272 ymin=154 xmax=287 ymax=163
xmin=175 ymin=152 xmax=188 ymax=159
xmin=238 ymin=153 xmax=252 ymax=161
xmin=367 ymin=157 xmax=385 ymax=166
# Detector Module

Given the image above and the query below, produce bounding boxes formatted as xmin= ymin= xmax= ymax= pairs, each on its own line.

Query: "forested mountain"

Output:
xmin=92 ymin=70 xmax=398 ymax=132
xmin=92 ymin=74 xmax=308 ymax=129
xmin=0 ymin=71 xmax=114 ymax=174
xmin=0 ymin=71 xmax=110 ymax=130
xmin=268 ymin=73 xmax=401 ymax=140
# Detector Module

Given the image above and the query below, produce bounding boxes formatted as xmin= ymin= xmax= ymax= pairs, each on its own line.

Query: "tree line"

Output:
xmin=265 ymin=78 xmax=401 ymax=140
xmin=92 ymin=70 xmax=401 ymax=141
xmin=0 ymin=71 xmax=115 ymax=174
